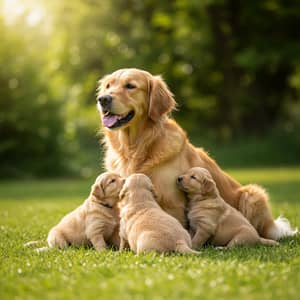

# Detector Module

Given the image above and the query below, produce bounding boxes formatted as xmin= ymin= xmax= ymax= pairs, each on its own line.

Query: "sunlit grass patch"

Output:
xmin=0 ymin=168 xmax=299 ymax=300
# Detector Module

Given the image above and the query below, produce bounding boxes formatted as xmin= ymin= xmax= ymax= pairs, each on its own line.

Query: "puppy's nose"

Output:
xmin=98 ymin=95 xmax=112 ymax=110
xmin=177 ymin=176 xmax=183 ymax=184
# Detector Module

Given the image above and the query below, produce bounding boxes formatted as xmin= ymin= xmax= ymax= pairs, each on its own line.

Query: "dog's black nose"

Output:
xmin=98 ymin=95 xmax=112 ymax=110
xmin=177 ymin=176 xmax=183 ymax=184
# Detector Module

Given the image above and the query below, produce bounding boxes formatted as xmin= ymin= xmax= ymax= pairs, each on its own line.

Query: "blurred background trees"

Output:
xmin=1 ymin=0 xmax=300 ymax=178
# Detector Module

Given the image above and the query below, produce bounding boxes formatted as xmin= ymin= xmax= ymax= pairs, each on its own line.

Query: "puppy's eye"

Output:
xmin=106 ymin=83 xmax=110 ymax=89
xmin=190 ymin=175 xmax=196 ymax=180
xmin=125 ymin=83 xmax=136 ymax=89
xmin=110 ymin=179 xmax=116 ymax=184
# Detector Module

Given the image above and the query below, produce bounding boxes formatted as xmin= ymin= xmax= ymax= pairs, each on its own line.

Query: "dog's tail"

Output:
xmin=35 ymin=246 xmax=51 ymax=253
xmin=266 ymin=216 xmax=298 ymax=240
xmin=175 ymin=240 xmax=200 ymax=255
xmin=24 ymin=240 xmax=42 ymax=248
xmin=24 ymin=240 xmax=51 ymax=253
xmin=238 ymin=184 xmax=298 ymax=240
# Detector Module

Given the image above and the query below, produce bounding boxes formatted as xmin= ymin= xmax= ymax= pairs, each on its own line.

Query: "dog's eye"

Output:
xmin=190 ymin=175 xmax=196 ymax=180
xmin=110 ymin=179 xmax=116 ymax=184
xmin=106 ymin=83 xmax=110 ymax=89
xmin=125 ymin=83 xmax=136 ymax=89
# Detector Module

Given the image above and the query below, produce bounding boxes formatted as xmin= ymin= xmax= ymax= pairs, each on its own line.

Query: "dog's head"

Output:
xmin=91 ymin=172 xmax=125 ymax=207
xmin=177 ymin=167 xmax=216 ymax=198
xmin=120 ymin=173 xmax=157 ymax=202
xmin=97 ymin=68 xmax=176 ymax=130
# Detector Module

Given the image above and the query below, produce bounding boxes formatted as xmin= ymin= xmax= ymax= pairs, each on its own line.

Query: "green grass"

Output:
xmin=1 ymin=168 xmax=299 ymax=300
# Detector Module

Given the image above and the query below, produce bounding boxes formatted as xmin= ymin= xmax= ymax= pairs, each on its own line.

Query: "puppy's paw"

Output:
xmin=94 ymin=243 xmax=108 ymax=252
xmin=215 ymin=246 xmax=227 ymax=250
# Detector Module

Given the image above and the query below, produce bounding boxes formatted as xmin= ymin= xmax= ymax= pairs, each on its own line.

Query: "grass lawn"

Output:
xmin=0 ymin=167 xmax=299 ymax=300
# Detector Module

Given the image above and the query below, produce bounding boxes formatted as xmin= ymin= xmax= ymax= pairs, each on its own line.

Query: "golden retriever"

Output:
xmin=119 ymin=173 xmax=198 ymax=254
xmin=47 ymin=172 xmax=124 ymax=250
xmin=177 ymin=167 xmax=279 ymax=248
xmin=97 ymin=68 xmax=297 ymax=240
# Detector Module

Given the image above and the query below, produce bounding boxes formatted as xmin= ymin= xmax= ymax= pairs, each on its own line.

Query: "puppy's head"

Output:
xmin=97 ymin=68 xmax=176 ymax=130
xmin=177 ymin=167 xmax=216 ymax=198
xmin=120 ymin=173 xmax=156 ymax=202
xmin=92 ymin=172 xmax=125 ymax=207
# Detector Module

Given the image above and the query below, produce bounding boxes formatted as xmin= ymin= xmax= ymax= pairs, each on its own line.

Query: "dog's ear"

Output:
xmin=97 ymin=75 xmax=108 ymax=93
xmin=202 ymin=177 xmax=215 ymax=195
xmin=92 ymin=183 xmax=105 ymax=199
xmin=148 ymin=75 xmax=176 ymax=122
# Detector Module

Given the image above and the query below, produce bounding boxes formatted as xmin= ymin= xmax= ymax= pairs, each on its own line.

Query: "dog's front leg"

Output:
xmin=119 ymin=218 xmax=130 ymax=251
xmin=90 ymin=234 xmax=107 ymax=251
xmin=192 ymin=228 xmax=211 ymax=249
xmin=119 ymin=236 xmax=130 ymax=251
xmin=89 ymin=234 xmax=107 ymax=251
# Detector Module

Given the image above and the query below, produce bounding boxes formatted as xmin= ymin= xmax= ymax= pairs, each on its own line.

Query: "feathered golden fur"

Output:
xmin=47 ymin=172 xmax=124 ymax=250
xmin=97 ymin=68 xmax=297 ymax=240
xmin=177 ymin=167 xmax=278 ymax=248
xmin=119 ymin=174 xmax=198 ymax=254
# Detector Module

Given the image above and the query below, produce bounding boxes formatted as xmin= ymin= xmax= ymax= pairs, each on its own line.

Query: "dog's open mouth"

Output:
xmin=102 ymin=110 xmax=135 ymax=129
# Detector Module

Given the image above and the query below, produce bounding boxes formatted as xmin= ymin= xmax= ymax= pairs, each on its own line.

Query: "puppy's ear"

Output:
xmin=202 ymin=177 xmax=215 ymax=195
xmin=148 ymin=75 xmax=176 ymax=122
xmin=92 ymin=183 xmax=105 ymax=199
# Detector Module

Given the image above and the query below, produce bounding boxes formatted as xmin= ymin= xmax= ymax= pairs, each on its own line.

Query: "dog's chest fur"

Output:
xmin=105 ymin=146 xmax=197 ymax=227
xmin=103 ymin=120 xmax=205 ymax=227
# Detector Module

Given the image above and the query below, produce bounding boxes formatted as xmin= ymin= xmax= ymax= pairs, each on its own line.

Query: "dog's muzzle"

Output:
xmin=98 ymin=94 xmax=112 ymax=111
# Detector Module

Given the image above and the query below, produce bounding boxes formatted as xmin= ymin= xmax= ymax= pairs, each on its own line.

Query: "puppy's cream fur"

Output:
xmin=47 ymin=172 xmax=124 ymax=251
xmin=177 ymin=167 xmax=279 ymax=248
xmin=119 ymin=174 xmax=198 ymax=254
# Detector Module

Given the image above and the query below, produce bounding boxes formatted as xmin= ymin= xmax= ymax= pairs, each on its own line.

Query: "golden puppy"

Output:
xmin=47 ymin=172 xmax=124 ymax=251
xmin=119 ymin=173 xmax=198 ymax=255
xmin=97 ymin=68 xmax=297 ymax=240
xmin=177 ymin=167 xmax=279 ymax=248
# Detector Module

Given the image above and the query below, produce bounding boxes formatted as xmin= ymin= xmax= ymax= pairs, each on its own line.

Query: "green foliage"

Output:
xmin=1 ymin=0 xmax=300 ymax=177
xmin=0 ymin=168 xmax=299 ymax=299
xmin=190 ymin=129 xmax=300 ymax=168
xmin=0 ymin=15 xmax=66 ymax=177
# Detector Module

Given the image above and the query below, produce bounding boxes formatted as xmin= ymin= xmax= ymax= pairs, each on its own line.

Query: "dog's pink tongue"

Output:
xmin=103 ymin=114 xmax=119 ymax=128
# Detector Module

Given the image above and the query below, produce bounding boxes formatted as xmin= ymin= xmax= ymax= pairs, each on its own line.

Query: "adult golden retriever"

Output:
xmin=96 ymin=68 xmax=297 ymax=240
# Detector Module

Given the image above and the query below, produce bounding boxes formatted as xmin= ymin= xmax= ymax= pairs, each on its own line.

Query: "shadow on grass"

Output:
xmin=27 ymin=236 xmax=299 ymax=265
xmin=190 ymin=236 xmax=300 ymax=263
